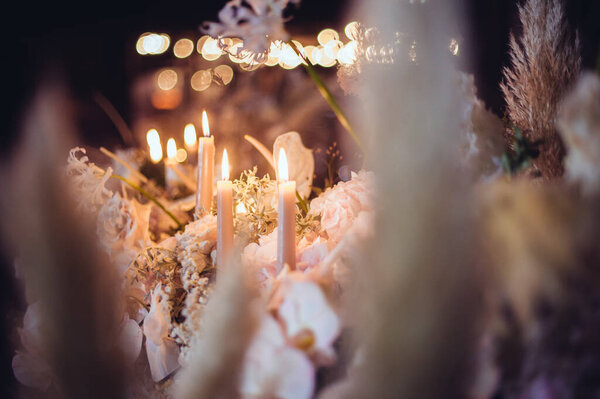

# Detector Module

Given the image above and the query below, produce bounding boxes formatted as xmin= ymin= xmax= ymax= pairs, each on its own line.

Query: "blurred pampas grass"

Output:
xmin=1 ymin=83 xmax=126 ymax=398
xmin=173 ymin=251 xmax=258 ymax=399
xmin=321 ymin=1 xmax=482 ymax=398
xmin=501 ymin=0 xmax=581 ymax=179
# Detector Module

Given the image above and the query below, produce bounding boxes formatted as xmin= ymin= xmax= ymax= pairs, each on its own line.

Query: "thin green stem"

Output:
xmin=111 ymin=173 xmax=183 ymax=230
xmin=289 ymin=41 xmax=366 ymax=154
xmin=296 ymin=190 xmax=309 ymax=216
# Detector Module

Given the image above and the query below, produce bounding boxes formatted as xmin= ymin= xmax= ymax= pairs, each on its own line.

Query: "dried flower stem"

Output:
xmin=100 ymin=146 xmax=148 ymax=183
xmin=290 ymin=41 xmax=366 ymax=154
xmin=110 ymin=173 xmax=183 ymax=229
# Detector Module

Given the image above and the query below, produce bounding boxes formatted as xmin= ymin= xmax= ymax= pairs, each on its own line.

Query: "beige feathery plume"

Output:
xmin=321 ymin=1 xmax=481 ymax=398
xmin=173 ymin=251 xmax=259 ymax=399
xmin=1 ymin=83 xmax=125 ymax=398
xmin=501 ymin=0 xmax=581 ymax=179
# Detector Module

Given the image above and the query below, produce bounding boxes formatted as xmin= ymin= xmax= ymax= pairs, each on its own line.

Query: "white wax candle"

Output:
xmin=217 ymin=149 xmax=234 ymax=266
xmin=195 ymin=110 xmax=215 ymax=215
xmin=277 ymin=149 xmax=296 ymax=271
xmin=165 ymin=138 xmax=178 ymax=190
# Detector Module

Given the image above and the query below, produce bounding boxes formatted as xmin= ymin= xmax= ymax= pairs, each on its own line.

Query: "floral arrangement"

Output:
xmin=12 ymin=125 xmax=373 ymax=398
xmin=8 ymin=0 xmax=600 ymax=398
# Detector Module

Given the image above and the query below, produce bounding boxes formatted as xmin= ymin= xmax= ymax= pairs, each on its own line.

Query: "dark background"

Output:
xmin=1 ymin=0 xmax=599 ymax=396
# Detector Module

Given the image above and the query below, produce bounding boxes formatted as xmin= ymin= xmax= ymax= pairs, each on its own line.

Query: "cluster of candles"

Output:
xmin=145 ymin=111 xmax=296 ymax=271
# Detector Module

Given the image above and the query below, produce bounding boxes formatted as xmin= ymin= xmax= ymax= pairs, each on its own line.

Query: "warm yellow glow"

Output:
xmin=196 ymin=36 xmax=209 ymax=54
xmin=167 ymin=138 xmax=177 ymax=160
xmin=337 ymin=41 xmax=358 ymax=65
xmin=190 ymin=70 xmax=212 ymax=91
xmin=174 ymin=38 xmax=194 ymax=58
xmin=236 ymin=202 xmax=247 ymax=214
xmin=309 ymin=47 xmax=323 ymax=65
xmin=317 ymin=28 xmax=339 ymax=46
xmin=214 ymin=64 xmax=234 ymax=85
xmin=318 ymin=51 xmax=336 ymax=67
xmin=184 ymin=123 xmax=197 ymax=147
xmin=278 ymin=148 xmax=289 ymax=181
xmin=221 ymin=149 xmax=230 ymax=181
xmin=176 ymin=148 xmax=188 ymax=163
xmin=324 ymin=40 xmax=342 ymax=59
xmin=137 ymin=33 xmax=170 ymax=55
xmin=344 ymin=21 xmax=359 ymax=40
xmin=202 ymin=110 xmax=210 ymax=137
xmin=157 ymin=69 xmax=178 ymax=90
xmin=146 ymin=129 xmax=163 ymax=163
xmin=279 ymin=43 xmax=301 ymax=69
xmin=202 ymin=37 xmax=222 ymax=61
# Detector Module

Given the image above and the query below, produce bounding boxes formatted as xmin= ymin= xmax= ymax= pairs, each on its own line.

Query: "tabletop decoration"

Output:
xmin=9 ymin=0 xmax=600 ymax=398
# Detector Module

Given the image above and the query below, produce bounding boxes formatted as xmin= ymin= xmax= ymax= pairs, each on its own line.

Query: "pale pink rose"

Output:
xmin=275 ymin=273 xmax=340 ymax=364
xmin=97 ymin=194 xmax=152 ymax=273
xmin=143 ymin=285 xmax=180 ymax=381
xmin=309 ymin=171 xmax=373 ymax=243
xmin=240 ymin=315 xmax=314 ymax=399
xmin=296 ymin=236 xmax=330 ymax=272
xmin=242 ymin=229 xmax=279 ymax=281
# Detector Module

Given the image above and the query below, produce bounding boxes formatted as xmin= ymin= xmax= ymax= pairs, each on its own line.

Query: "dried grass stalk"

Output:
xmin=173 ymin=251 xmax=258 ymax=399
xmin=321 ymin=1 xmax=481 ymax=398
xmin=2 ymin=83 xmax=125 ymax=398
xmin=501 ymin=0 xmax=581 ymax=178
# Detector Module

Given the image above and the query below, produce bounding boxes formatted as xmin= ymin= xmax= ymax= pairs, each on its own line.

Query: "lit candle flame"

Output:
xmin=167 ymin=138 xmax=177 ymax=160
xmin=146 ymin=129 xmax=163 ymax=163
xmin=202 ymin=110 xmax=210 ymax=137
xmin=222 ymin=149 xmax=230 ymax=181
xmin=184 ymin=123 xmax=197 ymax=147
xmin=278 ymin=148 xmax=289 ymax=181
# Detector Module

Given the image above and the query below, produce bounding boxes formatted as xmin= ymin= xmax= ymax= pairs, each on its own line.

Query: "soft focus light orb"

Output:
xmin=202 ymin=37 xmax=222 ymax=61
xmin=157 ymin=69 xmax=178 ymax=90
xmin=176 ymin=148 xmax=187 ymax=163
xmin=138 ymin=33 xmax=170 ymax=55
xmin=310 ymin=47 xmax=323 ymax=65
xmin=174 ymin=38 xmax=194 ymax=58
xmin=196 ymin=36 xmax=209 ymax=54
xmin=279 ymin=44 xmax=301 ymax=69
xmin=344 ymin=21 xmax=360 ymax=40
xmin=317 ymin=28 xmax=339 ymax=46
xmin=318 ymin=51 xmax=336 ymax=67
xmin=337 ymin=42 xmax=357 ymax=65
xmin=324 ymin=40 xmax=342 ymax=59
xmin=213 ymin=64 xmax=234 ymax=85
xmin=191 ymin=70 xmax=212 ymax=91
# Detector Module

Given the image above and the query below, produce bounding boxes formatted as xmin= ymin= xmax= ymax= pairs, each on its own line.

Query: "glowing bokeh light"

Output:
xmin=176 ymin=148 xmax=187 ymax=163
xmin=317 ymin=28 xmax=339 ymax=46
xmin=157 ymin=69 xmax=178 ymax=90
xmin=202 ymin=37 xmax=222 ymax=61
xmin=213 ymin=64 xmax=234 ymax=85
xmin=344 ymin=21 xmax=359 ymax=40
xmin=191 ymin=70 xmax=212 ymax=91
xmin=173 ymin=38 xmax=194 ymax=58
